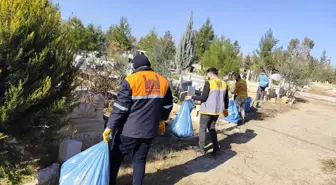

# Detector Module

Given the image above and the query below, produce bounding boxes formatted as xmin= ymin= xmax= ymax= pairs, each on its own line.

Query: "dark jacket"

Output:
xmin=107 ymin=66 xmax=173 ymax=139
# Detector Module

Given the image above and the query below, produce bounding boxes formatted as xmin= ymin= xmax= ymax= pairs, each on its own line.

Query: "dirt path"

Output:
xmin=118 ymin=98 xmax=336 ymax=185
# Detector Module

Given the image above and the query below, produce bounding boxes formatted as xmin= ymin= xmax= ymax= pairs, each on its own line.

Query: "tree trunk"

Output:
xmin=179 ymin=73 xmax=183 ymax=92
xmin=247 ymin=70 xmax=251 ymax=81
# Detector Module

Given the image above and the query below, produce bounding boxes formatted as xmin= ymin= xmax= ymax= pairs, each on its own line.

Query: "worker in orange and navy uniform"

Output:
xmin=186 ymin=68 xmax=229 ymax=156
xmin=102 ymin=55 xmax=173 ymax=185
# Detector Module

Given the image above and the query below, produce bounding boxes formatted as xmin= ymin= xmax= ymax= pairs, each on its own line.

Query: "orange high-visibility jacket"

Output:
xmin=106 ymin=66 xmax=173 ymax=139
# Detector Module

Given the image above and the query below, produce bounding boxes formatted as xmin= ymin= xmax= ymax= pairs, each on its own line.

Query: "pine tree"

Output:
xmin=138 ymin=27 xmax=159 ymax=68
xmin=315 ymin=50 xmax=334 ymax=83
xmin=254 ymin=29 xmax=279 ymax=74
xmin=201 ymin=36 xmax=241 ymax=75
xmin=0 ymin=0 xmax=79 ymax=183
xmin=85 ymin=24 xmax=106 ymax=54
xmin=66 ymin=18 xmax=106 ymax=55
xmin=152 ymin=31 xmax=176 ymax=77
xmin=195 ymin=17 xmax=215 ymax=62
xmin=161 ymin=31 xmax=176 ymax=61
xmin=175 ymin=12 xmax=196 ymax=74
xmin=106 ymin=16 xmax=135 ymax=55
xmin=66 ymin=17 xmax=87 ymax=52
xmin=243 ymin=55 xmax=253 ymax=69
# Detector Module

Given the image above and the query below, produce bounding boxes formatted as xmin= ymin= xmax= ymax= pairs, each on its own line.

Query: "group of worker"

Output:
xmin=102 ymin=55 xmax=249 ymax=185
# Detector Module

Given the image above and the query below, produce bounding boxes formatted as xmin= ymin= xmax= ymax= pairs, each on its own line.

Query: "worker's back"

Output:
xmin=200 ymin=78 xmax=227 ymax=115
xmin=235 ymin=79 xmax=248 ymax=98
xmin=105 ymin=55 xmax=173 ymax=185
xmin=121 ymin=68 xmax=170 ymax=138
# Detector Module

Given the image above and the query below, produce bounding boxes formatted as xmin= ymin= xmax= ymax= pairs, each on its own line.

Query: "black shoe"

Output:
xmin=237 ymin=120 xmax=242 ymax=126
xmin=237 ymin=119 xmax=245 ymax=126
xmin=196 ymin=148 xmax=206 ymax=156
xmin=211 ymin=148 xmax=220 ymax=157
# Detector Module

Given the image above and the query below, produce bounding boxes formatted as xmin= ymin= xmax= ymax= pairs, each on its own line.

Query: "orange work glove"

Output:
xmin=159 ymin=121 xmax=166 ymax=135
xmin=223 ymin=109 xmax=229 ymax=117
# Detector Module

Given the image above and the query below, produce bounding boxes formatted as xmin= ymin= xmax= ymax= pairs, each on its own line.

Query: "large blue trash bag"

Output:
xmin=224 ymin=100 xmax=240 ymax=123
xmin=259 ymin=74 xmax=269 ymax=88
xmin=245 ymin=97 xmax=252 ymax=112
xmin=171 ymin=99 xmax=195 ymax=137
xmin=59 ymin=141 xmax=110 ymax=185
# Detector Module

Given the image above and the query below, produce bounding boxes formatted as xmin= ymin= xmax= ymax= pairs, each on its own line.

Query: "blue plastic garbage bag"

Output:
xmin=171 ymin=99 xmax=195 ymax=137
xmin=59 ymin=141 xmax=110 ymax=185
xmin=259 ymin=74 xmax=269 ymax=88
xmin=223 ymin=100 xmax=240 ymax=123
xmin=245 ymin=97 xmax=252 ymax=112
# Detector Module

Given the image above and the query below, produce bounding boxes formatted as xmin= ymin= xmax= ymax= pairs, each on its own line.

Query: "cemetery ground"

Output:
xmin=117 ymin=96 xmax=336 ymax=185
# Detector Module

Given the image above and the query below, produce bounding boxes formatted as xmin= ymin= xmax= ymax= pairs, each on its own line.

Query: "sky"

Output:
xmin=53 ymin=0 xmax=336 ymax=64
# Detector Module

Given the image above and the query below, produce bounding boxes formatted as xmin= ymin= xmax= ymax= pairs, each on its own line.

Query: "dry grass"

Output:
xmin=306 ymin=89 xmax=336 ymax=98
xmin=321 ymin=158 xmax=336 ymax=174
xmin=306 ymin=82 xmax=336 ymax=98
xmin=258 ymin=101 xmax=293 ymax=118
xmin=117 ymin=134 xmax=198 ymax=184
xmin=311 ymin=82 xmax=336 ymax=90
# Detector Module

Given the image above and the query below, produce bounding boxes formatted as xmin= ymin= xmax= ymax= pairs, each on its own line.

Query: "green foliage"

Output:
xmin=195 ymin=17 xmax=215 ymax=62
xmin=201 ymin=36 xmax=242 ymax=75
xmin=66 ymin=17 xmax=87 ymax=51
xmin=278 ymin=38 xmax=336 ymax=92
xmin=85 ymin=24 xmax=106 ymax=53
xmin=277 ymin=42 xmax=310 ymax=96
xmin=309 ymin=50 xmax=335 ymax=83
xmin=175 ymin=12 xmax=196 ymax=74
xmin=66 ymin=17 xmax=105 ymax=54
xmin=90 ymin=56 xmax=129 ymax=95
xmin=253 ymin=29 xmax=279 ymax=74
xmin=276 ymin=38 xmax=336 ymax=95
xmin=162 ymin=31 xmax=176 ymax=61
xmin=138 ymin=29 xmax=176 ymax=75
xmin=302 ymin=37 xmax=315 ymax=59
xmin=0 ymin=0 xmax=79 ymax=183
xmin=106 ymin=16 xmax=135 ymax=55
xmin=152 ymin=31 xmax=176 ymax=77
xmin=243 ymin=55 xmax=253 ymax=69
xmin=172 ymin=74 xmax=180 ymax=80
xmin=138 ymin=27 xmax=159 ymax=68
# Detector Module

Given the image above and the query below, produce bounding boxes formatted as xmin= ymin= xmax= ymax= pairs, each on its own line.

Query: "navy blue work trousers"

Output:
xmin=110 ymin=134 xmax=152 ymax=185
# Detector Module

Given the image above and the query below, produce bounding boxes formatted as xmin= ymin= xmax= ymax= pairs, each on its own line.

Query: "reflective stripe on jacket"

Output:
xmin=199 ymin=78 xmax=227 ymax=115
xmin=107 ymin=66 xmax=173 ymax=139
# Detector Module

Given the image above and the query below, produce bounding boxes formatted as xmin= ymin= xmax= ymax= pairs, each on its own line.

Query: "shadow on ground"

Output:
xmin=117 ymin=129 xmax=257 ymax=185
xmin=246 ymin=106 xmax=265 ymax=121
xmin=244 ymin=99 xmax=301 ymax=122
xmin=295 ymin=97 xmax=309 ymax=103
